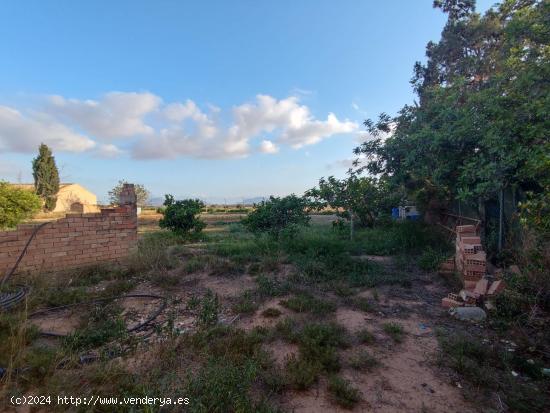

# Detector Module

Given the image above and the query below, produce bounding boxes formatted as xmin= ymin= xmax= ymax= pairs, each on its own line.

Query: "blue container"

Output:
xmin=391 ymin=207 xmax=399 ymax=220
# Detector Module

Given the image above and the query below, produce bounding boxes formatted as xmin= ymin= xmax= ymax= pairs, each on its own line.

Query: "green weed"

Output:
xmin=383 ymin=322 xmax=405 ymax=343
xmin=327 ymin=375 xmax=362 ymax=409
xmin=233 ymin=291 xmax=259 ymax=315
xmin=349 ymin=350 xmax=379 ymax=371
xmin=356 ymin=328 xmax=376 ymax=344
xmin=280 ymin=293 xmax=336 ymax=315
xmin=196 ymin=290 xmax=220 ymax=328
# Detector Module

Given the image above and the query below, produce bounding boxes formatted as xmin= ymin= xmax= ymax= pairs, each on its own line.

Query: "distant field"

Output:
xmin=138 ymin=211 xmax=338 ymax=234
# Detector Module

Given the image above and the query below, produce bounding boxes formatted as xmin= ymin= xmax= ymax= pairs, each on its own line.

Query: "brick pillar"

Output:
xmin=119 ymin=183 xmax=137 ymax=206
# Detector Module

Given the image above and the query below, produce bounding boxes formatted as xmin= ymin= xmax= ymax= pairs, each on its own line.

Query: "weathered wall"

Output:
xmin=0 ymin=185 xmax=138 ymax=275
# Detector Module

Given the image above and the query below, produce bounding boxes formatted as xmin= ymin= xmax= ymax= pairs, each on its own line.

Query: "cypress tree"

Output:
xmin=32 ymin=143 xmax=60 ymax=211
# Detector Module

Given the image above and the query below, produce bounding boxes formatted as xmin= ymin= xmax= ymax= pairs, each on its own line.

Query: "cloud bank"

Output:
xmin=0 ymin=92 xmax=358 ymax=160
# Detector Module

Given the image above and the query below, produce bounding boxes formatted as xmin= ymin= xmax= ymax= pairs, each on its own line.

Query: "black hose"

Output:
xmin=0 ymin=285 xmax=30 ymax=311
xmin=29 ymin=293 xmax=168 ymax=337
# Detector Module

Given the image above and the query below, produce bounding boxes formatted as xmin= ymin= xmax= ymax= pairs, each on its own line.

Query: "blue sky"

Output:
xmin=0 ymin=0 xmax=496 ymax=203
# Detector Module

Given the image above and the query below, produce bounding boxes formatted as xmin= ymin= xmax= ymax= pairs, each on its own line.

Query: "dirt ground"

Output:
xmin=25 ymin=253 xmax=476 ymax=412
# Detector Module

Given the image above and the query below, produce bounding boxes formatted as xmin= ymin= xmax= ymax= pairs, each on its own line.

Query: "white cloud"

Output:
xmin=163 ymin=100 xmax=209 ymax=123
xmin=132 ymin=94 xmax=357 ymax=159
xmin=259 ymin=140 xmax=279 ymax=154
xmin=48 ymin=92 xmax=161 ymax=139
xmin=0 ymin=105 xmax=95 ymax=153
xmin=229 ymin=95 xmax=358 ymax=148
xmin=0 ymin=92 xmax=358 ymax=160
xmin=95 ymin=143 xmax=124 ymax=158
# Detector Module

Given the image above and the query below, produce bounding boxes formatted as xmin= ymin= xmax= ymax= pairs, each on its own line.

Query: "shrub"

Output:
xmin=159 ymin=195 xmax=206 ymax=236
xmin=284 ymin=355 xmax=319 ymax=390
xmin=197 ymin=290 xmax=220 ymax=328
xmin=356 ymin=328 xmax=375 ymax=344
xmin=327 ymin=375 xmax=362 ymax=409
xmin=349 ymin=350 xmax=379 ymax=371
xmin=383 ymin=322 xmax=405 ymax=343
xmin=417 ymin=247 xmax=448 ymax=272
xmin=280 ymin=293 xmax=336 ymax=315
xmin=242 ymin=195 xmax=310 ymax=237
xmin=232 ymin=291 xmax=258 ymax=314
xmin=0 ymin=181 xmax=42 ymax=229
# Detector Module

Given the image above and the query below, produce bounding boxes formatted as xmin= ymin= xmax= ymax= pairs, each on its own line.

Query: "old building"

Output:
xmin=10 ymin=183 xmax=99 ymax=213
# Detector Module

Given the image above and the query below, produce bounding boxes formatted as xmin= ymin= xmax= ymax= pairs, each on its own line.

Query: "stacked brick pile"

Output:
xmin=440 ymin=224 xmax=505 ymax=309
xmin=455 ymin=225 xmax=485 ymax=290
xmin=0 ymin=185 xmax=138 ymax=275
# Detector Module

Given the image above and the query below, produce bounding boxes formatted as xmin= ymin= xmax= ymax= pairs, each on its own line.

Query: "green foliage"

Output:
xmin=306 ymin=175 xmax=400 ymax=229
xmin=356 ymin=221 xmax=449 ymax=255
xmin=127 ymin=231 xmax=181 ymax=273
xmin=256 ymin=275 xmax=289 ymax=297
xmin=185 ymin=359 xmax=264 ymax=413
xmin=284 ymin=355 xmax=319 ymax=390
xmin=242 ymin=195 xmax=310 ymax=237
xmin=354 ymin=0 xmax=549 ymax=220
xmin=0 ymin=181 xmax=41 ymax=229
xmin=417 ymin=247 xmax=449 ymax=272
xmin=108 ymin=179 xmax=150 ymax=206
xmin=280 ymin=293 xmax=336 ymax=315
xmin=382 ymin=322 xmax=405 ymax=343
xmin=183 ymin=326 xmax=279 ymax=413
xmin=438 ymin=331 xmax=550 ymax=412
xmin=349 ymin=350 xmax=379 ymax=371
xmin=232 ymin=291 xmax=259 ymax=314
xmin=327 ymin=375 xmax=362 ymax=409
xmin=356 ymin=328 xmax=375 ymax=345
xmin=197 ymin=290 xmax=220 ymax=328
xmin=32 ymin=143 xmax=60 ymax=211
xmin=296 ymin=323 xmax=348 ymax=372
xmin=63 ymin=303 xmax=126 ymax=351
xmin=159 ymin=195 xmax=206 ymax=236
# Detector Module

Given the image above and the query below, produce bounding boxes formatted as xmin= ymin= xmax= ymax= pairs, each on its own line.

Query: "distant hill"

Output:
xmin=147 ymin=195 xmax=267 ymax=206
xmin=242 ymin=197 xmax=266 ymax=205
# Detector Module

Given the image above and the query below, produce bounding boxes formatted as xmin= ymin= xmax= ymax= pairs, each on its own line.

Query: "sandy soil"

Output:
xmin=24 ymin=250 xmax=475 ymax=413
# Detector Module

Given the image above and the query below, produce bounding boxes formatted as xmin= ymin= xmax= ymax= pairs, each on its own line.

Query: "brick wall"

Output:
xmin=0 ymin=205 xmax=137 ymax=276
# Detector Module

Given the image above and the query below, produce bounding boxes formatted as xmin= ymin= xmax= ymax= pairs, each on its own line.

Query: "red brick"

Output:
xmin=442 ymin=297 xmax=464 ymax=308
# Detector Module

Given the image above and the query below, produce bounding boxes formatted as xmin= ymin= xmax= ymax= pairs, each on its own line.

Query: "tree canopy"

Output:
xmin=108 ymin=180 xmax=151 ymax=207
xmin=354 ymin=0 xmax=549 ymax=210
xmin=0 ymin=181 xmax=42 ymax=229
xmin=32 ymin=143 xmax=60 ymax=211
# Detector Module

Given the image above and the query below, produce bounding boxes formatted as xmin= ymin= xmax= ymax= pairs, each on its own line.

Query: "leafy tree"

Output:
xmin=159 ymin=195 xmax=206 ymax=236
xmin=306 ymin=175 xmax=400 ymax=239
xmin=242 ymin=195 xmax=310 ymax=238
xmin=108 ymin=180 xmax=150 ymax=207
xmin=354 ymin=0 xmax=549 ymax=250
xmin=0 ymin=181 xmax=42 ymax=229
xmin=32 ymin=143 xmax=60 ymax=211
